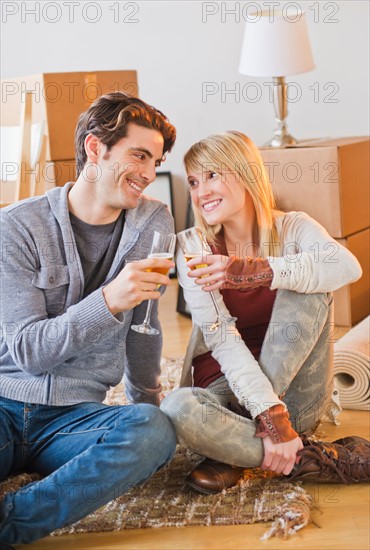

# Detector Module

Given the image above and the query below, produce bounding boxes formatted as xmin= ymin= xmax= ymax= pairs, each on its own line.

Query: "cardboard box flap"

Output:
xmin=260 ymin=136 xmax=369 ymax=150
xmin=0 ymin=70 xmax=138 ymax=160
xmin=260 ymin=137 xmax=370 ymax=237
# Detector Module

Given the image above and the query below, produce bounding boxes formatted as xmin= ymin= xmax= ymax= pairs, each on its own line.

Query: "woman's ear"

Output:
xmin=84 ymin=134 xmax=102 ymax=163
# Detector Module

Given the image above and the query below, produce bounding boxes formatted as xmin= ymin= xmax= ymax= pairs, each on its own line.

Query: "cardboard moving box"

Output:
xmin=46 ymin=160 xmax=77 ymax=188
xmin=334 ymin=227 xmax=370 ymax=326
xmin=0 ymin=71 xmax=138 ymax=161
xmin=260 ymin=137 xmax=370 ymax=238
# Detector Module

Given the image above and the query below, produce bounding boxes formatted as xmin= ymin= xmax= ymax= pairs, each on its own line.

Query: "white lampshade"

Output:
xmin=239 ymin=9 xmax=315 ymax=77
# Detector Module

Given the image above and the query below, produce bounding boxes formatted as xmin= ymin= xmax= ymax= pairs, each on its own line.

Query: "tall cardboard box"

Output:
xmin=260 ymin=137 xmax=370 ymax=238
xmin=45 ymin=160 xmax=77 ymax=188
xmin=0 ymin=71 xmax=138 ymax=161
xmin=260 ymin=137 xmax=370 ymax=326
xmin=334 ymin=228 xmax=370 ymax=326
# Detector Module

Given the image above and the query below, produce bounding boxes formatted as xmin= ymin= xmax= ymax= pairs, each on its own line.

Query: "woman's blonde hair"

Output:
xmin=184 ymin=131 xmax=283 ymax=258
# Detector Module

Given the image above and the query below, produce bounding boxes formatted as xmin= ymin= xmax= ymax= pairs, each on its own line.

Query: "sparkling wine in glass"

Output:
xmin=131 ymin=231 xmax=176 ymax=336
xmin=177 ymin=227 xmax=235 ymax=332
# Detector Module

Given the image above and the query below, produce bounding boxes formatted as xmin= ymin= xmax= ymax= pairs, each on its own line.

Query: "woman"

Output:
xmin=161 ymin=131 xmax=369 ymax=494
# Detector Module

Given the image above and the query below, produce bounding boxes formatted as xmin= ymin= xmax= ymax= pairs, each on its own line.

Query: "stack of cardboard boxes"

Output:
xmin=0 ymin=70 xmax=138 ymax=201
xmin=260 ymin=138 xmax=370 ymax=327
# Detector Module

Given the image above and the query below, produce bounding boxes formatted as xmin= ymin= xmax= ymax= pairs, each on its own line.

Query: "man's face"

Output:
xmin=94 ymin=123 xmax=165 ymax=211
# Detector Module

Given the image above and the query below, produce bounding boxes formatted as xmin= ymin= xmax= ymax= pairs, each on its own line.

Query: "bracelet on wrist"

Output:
xmin=255 ymin=404 xmax=298 ymax=444
xmin=226 ymin=271 xmax=274 ymax=284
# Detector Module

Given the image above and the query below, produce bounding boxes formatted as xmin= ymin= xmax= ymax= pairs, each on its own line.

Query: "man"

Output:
xmin=0 ymin=92 xmax=177 ymax=546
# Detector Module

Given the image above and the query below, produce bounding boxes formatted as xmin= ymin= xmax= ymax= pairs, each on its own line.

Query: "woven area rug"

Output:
xmin=1 ymin=448 xmax=312 ymax=541
xmin=0 ymin=357 xmax=314 ymax=540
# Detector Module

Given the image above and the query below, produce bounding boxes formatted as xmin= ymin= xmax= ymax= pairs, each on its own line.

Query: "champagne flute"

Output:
xmin=177 ymin=227 xmax=235 ymax=332
xmin=131 ymin=231 xmax=176 ymax=336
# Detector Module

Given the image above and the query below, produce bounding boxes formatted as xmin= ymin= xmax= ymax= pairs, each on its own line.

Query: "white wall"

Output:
xmin=1 ymin=0 xmax=369 ymax=229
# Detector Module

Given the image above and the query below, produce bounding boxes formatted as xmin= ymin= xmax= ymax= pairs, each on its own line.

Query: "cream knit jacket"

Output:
xmin=177 ymin=211 xmax=362 ymax=417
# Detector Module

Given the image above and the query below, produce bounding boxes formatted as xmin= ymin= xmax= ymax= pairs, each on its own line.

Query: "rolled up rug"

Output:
xmin=334 ymin=316 xmax=370 ymax=410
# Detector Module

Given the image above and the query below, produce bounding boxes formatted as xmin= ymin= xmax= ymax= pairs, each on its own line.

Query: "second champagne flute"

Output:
xmin=177 ymin=227 xmax=235 ymax=332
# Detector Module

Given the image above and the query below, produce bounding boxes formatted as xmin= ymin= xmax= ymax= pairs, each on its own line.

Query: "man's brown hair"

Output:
xmin=75 ymin=92 xmax=176 ymax=177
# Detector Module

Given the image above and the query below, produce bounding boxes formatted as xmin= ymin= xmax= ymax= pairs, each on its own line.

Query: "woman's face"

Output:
xmin=187 ymin=168 xmax=252 ymax=226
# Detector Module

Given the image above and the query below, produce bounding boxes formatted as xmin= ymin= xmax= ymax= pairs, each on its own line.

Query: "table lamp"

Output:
xmin=239 ymin=9 xmax=315 ymax=147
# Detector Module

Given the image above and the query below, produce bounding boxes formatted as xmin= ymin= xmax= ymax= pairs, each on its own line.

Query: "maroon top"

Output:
xmin=192 ymin=233 xmax=277 ymax=388
xmin=193 ymin=286 xmax=277 ymax=388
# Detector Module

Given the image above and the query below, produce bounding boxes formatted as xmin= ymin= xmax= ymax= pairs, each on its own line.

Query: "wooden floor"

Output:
xmin=18 ymin=281 xmax=370 ymax=550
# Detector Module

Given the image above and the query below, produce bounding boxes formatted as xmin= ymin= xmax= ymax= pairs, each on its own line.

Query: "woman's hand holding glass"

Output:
xmin=187 ymin=254 xmax=274 ymax=292
xmin=177 ymin=227 xmax=236 ymax=331
xmin=186 ymin=254 xmax=232 ymax=292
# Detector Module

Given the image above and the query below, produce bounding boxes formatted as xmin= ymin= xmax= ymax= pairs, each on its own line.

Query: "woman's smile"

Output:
xmin=202 ymin=199 xmax=222 ymax=212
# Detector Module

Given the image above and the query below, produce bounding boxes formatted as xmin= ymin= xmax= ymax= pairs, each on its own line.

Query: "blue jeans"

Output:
xmin=161 ymin=291 xmax=334 ymax=467
xmin=0 ymin=399 xmax=176 ymax=545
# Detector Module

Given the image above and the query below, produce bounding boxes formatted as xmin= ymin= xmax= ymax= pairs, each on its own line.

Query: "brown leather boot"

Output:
xmin=333 ymin=435 xmax=370 ymax=452
xmin=186 ymin=458 xmax=245 ymax=494
xmin=289 ymin=435 xmax=370 ymax=484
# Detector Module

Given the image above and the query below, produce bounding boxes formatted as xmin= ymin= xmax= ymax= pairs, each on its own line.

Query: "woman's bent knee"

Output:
xmin=160 ymin=387 xmax=204 ymax=421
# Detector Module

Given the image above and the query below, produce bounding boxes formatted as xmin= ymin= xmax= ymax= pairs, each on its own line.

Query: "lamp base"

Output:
xmin=264 ymin=77 xmax=298 ymax=148
xmin=264 ymin=133 xmax=297 ymax=148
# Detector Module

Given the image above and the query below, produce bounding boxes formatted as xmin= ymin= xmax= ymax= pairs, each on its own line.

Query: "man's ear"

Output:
xmin=84 ymin=134 xmax=103 ymax=163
